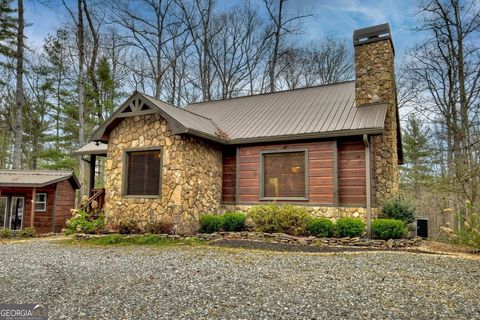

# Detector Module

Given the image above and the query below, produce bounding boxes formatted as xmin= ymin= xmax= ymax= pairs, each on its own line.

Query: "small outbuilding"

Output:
xmin=0 ymin=170 xmax=79 ymax=234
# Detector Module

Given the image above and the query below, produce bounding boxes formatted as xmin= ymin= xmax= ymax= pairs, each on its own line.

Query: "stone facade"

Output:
xmin=354 ymin=38 xmax=399 ymax=203
xmin=221 ymin=205 xmax=379 ymax=221
xmin=104 ymin=113 xmax=222 ymax=234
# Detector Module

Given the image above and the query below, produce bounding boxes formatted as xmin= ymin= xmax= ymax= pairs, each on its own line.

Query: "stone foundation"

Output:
xmin=220 ymin=205 xmax=379 ymax=221
xmin=104 ymin=114 xmax=222 ymax=234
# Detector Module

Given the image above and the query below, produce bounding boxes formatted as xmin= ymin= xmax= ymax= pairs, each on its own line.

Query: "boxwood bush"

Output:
xmin=199 ymin=214 xmax=224 ymax=233
xmin=223 ymin=212 xmax=246 ymax=231
xmin=335 ymin=218 xmax=365 ymax=237
xmin=247 ymin=204 xmax=311 ymax=236
xmin=307 ymin=218 xmax=334 ymax=237
xmin=381 ymin=197 xmax=416 ymax=224
xmin=372 ymin=219 xmax=407 ymax=239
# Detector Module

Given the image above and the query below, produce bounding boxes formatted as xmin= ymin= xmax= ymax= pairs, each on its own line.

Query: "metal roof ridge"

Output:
xmin=185 ymin=80 xmax=356 ymax=107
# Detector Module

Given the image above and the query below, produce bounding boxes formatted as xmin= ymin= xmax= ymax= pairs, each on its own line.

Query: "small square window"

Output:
xmin=124 ymin=149 xmax=162 ymax=196
xmin=35 ymin=193 xmax=47 ymax=212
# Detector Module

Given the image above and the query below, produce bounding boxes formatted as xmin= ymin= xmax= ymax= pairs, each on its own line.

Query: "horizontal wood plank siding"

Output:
xmin=54 ymin=180 xmax=76 ymax=233
xmin=0 ymin=181 xmax=76 ymax=234
xmin=237 ymin=140 xmax=334 ymax=205
xmin=222 ymin=148 xmax=237 ymax=203
xmin=338 ymin=137 xmax=367 ymax=206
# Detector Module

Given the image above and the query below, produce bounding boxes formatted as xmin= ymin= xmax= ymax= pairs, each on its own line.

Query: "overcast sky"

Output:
xmin=24 ymin=0 xmax=426 ymax=62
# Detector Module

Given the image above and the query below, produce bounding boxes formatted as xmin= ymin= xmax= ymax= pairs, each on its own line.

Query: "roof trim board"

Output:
xmin=0 ymin=170 xmax=80 ymax=189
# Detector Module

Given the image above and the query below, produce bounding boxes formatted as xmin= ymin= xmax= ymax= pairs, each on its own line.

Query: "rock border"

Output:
xmin=197 ymin=232 xmax=422 ymax=248
xmin=72 ymin=231 xmax=422 ymax=249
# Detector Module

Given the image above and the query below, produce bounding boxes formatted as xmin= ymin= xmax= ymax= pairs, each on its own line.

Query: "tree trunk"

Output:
xmin=268 ymin=0 xmax=283 ymax=93
xmin=12 ymin=0 xmax=24 ymax=169
xmin=78 ymin=0 xmax=86 ymax=198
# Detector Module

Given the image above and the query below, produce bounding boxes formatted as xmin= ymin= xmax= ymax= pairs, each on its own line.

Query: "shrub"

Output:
xmin=223 ymin=212 xmax=246 ymax=231
xmin=145 ymin=221 xmax=174 ymax=234
xmin=381 ymin=197 xmax=416 ymax=224
xmin=117 ymin=219 xmax=141 ymax=234
xmin=247 ymin=204 xmax=311 ymax=236
xmin=307 ymin=218 xmax=335 ymax=237
xmin=335 ymin=218 xmax=365 ymax=237
xmin=372 ymin=219 xmax=407 ymax=240
xmin=199 ymin=214 xmax=224 ymax=233
xmin=0 ymin=228 xmax=12 ymax=238
xmin=65 ymin=209 xmax=105 ymax=235
xmin=18 ymin=227 xmax=36 ymax=238
xmin=452 ymin=202 xmax=480 ymax=249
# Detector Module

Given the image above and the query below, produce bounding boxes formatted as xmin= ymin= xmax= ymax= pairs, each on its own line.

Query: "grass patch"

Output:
xmin=63 ymin=234 xmax=204 ymax=247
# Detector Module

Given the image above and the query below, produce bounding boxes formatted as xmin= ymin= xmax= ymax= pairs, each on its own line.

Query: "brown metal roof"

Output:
xmin=90 ymin=91 xmax=224 ymax=144
xmin=0 ymin=170 xmax=80 ymax=188
xmin=83 ymin=81 xmax=388 ymax=151
xmin=185 ymin=81 xmax=387 ymax=143
xmin=72 ymin=142 xmax=108 ymax=156
xmin=138 ymin=93 xmax=222 ymax=141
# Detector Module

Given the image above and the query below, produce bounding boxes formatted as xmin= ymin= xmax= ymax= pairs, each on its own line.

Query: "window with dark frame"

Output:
xmin=125 ymin=149 xmax=161 ymax=196
xmin=262 ymin=151 xmax=307 ymax=199
xmin=35 ymin=193 xmax=47 ymax=211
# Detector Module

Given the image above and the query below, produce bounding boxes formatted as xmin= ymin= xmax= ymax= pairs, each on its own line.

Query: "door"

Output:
xmin=9 ymin=197 xmax=24 ymax=231
xmin=0 ymin=197 xmax=6 ymax=228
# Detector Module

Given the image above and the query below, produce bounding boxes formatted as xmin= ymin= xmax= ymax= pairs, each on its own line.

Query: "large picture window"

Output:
xmin=125 ymin=149 xmax=162 ymax=196
xmin=261 ymin=150 xmax=307 ymax=199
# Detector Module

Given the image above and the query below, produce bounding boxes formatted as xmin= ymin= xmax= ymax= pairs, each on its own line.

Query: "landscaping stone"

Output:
xmin=0 ymin=238 xmax=478 ymax=319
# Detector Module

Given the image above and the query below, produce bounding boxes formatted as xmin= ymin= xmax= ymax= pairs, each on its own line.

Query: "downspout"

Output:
xmin=363 ymin=134 xmax=372 ymax=238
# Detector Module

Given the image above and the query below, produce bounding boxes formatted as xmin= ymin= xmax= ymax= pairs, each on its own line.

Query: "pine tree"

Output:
xmin=0 ymin=0 xmax=16 ymax=64
xmin=401 ymin=114 xmax=434 ymax=189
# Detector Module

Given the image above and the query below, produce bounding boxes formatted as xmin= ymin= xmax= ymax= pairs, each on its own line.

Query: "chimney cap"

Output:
xmin=353 ymin=23 xmax=393 ymax=48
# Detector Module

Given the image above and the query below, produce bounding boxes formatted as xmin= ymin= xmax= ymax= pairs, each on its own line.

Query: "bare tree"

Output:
xmin=263 ymin=0 xmax=311 ymax=92
xmin=62 ymin=0 xmax=87 ymax=196
xmin=405 ymin=0 xmax=480 ymax=206
xmin=109 ymin=0 xmax=184 ymax=100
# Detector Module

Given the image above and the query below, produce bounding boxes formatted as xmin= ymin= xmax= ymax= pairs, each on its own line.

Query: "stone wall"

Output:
xmin=221 ymin=204 xmax=379 ymax=221
xmin=354 ymin=38 xmax=399 ymax=203
xmin=104 ymin=113 xmax=222 ymax=234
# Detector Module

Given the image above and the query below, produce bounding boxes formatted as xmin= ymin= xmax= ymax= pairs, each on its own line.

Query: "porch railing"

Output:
xmin=80 ymin=188 xmax=105 ymax=212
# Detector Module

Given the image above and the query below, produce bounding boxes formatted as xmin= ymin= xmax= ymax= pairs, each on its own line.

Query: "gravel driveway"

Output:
xmin=0 ymin=238 xmax=479 ymax=320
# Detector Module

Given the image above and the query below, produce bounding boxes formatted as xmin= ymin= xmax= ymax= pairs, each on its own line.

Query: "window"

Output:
xmin=261 ymin=150 xmax=307 ymax=199
xmin=124 ymin=149 xmax=162 ymax=196
xmin=35 ymin=193 xmax=47 ymax=211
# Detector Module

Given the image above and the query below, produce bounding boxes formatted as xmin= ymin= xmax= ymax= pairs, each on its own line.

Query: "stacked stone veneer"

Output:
xmin=221 ymin=205 xmax=379 ymax=221
xmin=104 ymin=113 xmax=222 ymax=234
xmin=354 ymin=38 xmax=399 ymax=203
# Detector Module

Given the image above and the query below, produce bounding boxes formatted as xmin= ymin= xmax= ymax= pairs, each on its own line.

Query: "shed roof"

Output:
xmin=185 ymin=81 xmax=387 ymax=143
xmin=0 ymin=170 xmax=80 ymax=189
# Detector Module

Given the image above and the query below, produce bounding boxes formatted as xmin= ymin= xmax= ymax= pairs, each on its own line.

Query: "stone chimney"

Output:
xmin=353 ymin=23 xmax=400 ymax=203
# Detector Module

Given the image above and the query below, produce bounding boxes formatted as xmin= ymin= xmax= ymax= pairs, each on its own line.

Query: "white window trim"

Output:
xmin=35 ymin=193 xmax=47 ymax=212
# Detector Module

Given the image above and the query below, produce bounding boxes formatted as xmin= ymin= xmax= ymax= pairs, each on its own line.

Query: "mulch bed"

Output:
xmin=210 ymin=239 xmax=440 ymax=254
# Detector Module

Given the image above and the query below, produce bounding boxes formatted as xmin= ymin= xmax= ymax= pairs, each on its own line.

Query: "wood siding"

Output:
xmin=222 ymin=148 xmax=237 ymax=203
xmin=237 ymin=140 xmax=334 ymax=205
xmin=54 ymin=180 xmax=76 ymax=233
xmin=0 ymin=181 xmax=76 ymax=234
xmin=338 ymin=137 xmax=366 ymax=206
xmin=231 ymin=137 xmax=368 ymax=207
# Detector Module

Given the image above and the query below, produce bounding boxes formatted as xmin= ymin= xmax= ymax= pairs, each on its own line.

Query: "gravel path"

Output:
xmin=0 ymin=239 xmax=479 ymax=320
